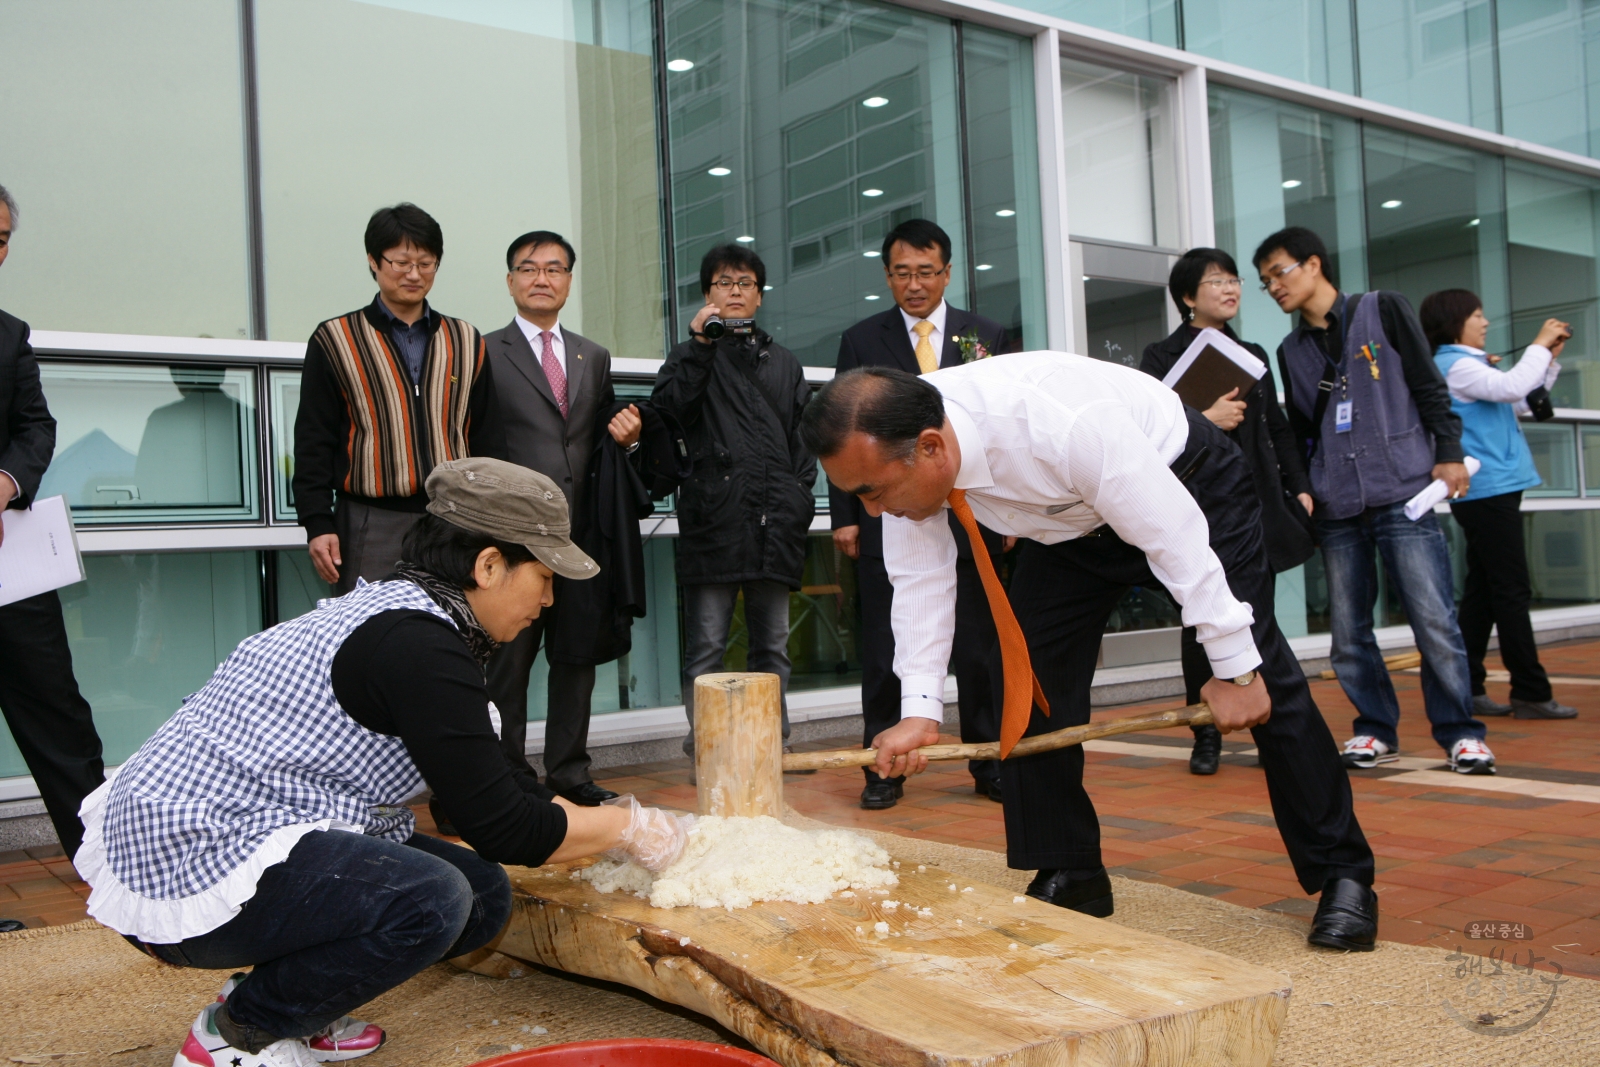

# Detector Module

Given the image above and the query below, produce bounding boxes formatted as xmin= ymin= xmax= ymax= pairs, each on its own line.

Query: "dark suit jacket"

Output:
xmin=0 ymin=310 xmax=57 ymax=509
xmin=829 ymin=304 xmax=1006 ymax=558
xmin=483 ymin=320 xmax=615 ymax=515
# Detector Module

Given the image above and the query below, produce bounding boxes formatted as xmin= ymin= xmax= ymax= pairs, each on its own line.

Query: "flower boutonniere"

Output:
xmin=955 ymin=329 xmax=992 ymax=363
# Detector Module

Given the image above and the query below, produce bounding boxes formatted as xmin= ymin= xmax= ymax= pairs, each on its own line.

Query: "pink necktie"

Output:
xmin=541 ymin=331 xmax=568 ymax=418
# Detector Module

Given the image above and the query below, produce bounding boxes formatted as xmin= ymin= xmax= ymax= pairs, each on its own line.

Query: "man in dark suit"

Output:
xmin=481 ymin=230 xmax=640 ymax=807
xmin=0 ymin=183 xmax=104 ymax=865
xmin=832 ymin=218 xmax=1007 ymax=810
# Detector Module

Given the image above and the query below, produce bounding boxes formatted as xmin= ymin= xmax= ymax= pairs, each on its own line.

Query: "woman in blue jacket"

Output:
xmin=1420 ymin=289 xmax=1575 ymax=720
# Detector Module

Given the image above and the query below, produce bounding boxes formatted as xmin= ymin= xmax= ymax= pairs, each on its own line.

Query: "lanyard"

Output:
xmin=1317 ymin=293 xmax=1352 ymax=400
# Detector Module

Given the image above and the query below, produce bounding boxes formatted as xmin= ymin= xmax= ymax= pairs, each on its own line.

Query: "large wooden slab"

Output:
xmin=493 ymin=855 xmax=1290 ymax=1067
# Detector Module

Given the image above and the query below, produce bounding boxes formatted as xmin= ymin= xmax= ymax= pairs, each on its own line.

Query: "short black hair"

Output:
xmin=1251 ymin=226 xmax=1335 ymax=286
xmin=1419 ymin=289 xmax=1482 ymax=352
xmin=882 ymin=218 xmax=951 ymax=266
xmin=506 ymin=230 xmax=576 ymax=271
xmin=400 ymin=513 xmax=536 ymax=590
xmin=699 ymin=243 xmax=766 ymax=295
xmin=800 ymin=366 xmax=945 ymax=462
xmin=1168 ymin=248 xmax=1240 ymax=321
xmin=365 ymin=203 xmax=443 ymax=278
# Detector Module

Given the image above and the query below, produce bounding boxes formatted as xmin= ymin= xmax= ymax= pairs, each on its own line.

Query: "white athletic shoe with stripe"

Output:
xmin=1448 ymin=737 xmax=1496 ymax=775
xmin=1339 ymin=735 xmax=1399 ymax=769
xmin=206 ymin=973 xmax=386 ymax=1063
xmin=174 ymin=1002 xmax=319 ymax=1067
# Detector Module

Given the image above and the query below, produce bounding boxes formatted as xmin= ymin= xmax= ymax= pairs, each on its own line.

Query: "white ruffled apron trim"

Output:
xmin=75 ymin=772 xmax=363 ymax=945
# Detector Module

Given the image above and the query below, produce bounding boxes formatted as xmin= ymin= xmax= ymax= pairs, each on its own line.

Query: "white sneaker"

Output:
xmin=1449 ymin=737 xmax=1496 ymax=775
xmin=217 ymin=973 xmax=385 ymax=1062
xmin=1340 ymin=735 xmax=1399 ymax=769
xmin=174 ymin=1003 xmax=320 ymax=1067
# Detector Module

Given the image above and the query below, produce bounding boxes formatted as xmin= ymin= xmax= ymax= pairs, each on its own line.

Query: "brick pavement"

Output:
xmin=6 ymin=640 xmax=1598 ymax=983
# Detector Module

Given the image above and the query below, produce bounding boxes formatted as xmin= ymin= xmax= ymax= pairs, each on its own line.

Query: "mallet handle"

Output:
xmin=780 ymin=703 xmax=1216 ymax=772
xmin=1318 ymin=650 xmax=1421 ymax=680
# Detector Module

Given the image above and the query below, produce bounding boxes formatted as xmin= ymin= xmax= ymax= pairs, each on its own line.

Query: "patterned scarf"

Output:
xmin=389 ymin=563 xmax=499 ymax=667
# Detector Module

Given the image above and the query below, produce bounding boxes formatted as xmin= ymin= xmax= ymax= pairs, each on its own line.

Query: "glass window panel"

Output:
xmin=37 ymin=362 xmax=260 ymax=525
xmin=1209 ymin=87 xmax=1367 ymax=344
xmin=962 ymin=26 xmax=1048 ymax=351
xmin=1354 ymin=0 xmax=1498 ymax=131
xmin=995 ymin=1 xmax=1180 ymax=46
xmin=1084 ymin=278 xmax=1168 ymax=368
xmin=1506 ymin=161 xmax=1600 ymax=409
xmin=663 ymin=0 xmax=967 ymax=366
xmin=268 ymin=368 xmax=302 ymax=523
xmin=1060 ymin=58 xmax=1180 ymax=249
xmin=1497 ymin=0 xmax=1600 ymax=158
xmin=1362 ymin=126 xmax=1509 ymax=354
xmin=711 ymin=534 xmax=861 ymax=690
xmin=0 ymin=1 xmax=250 ymax=337
xmin=274 ymin=548 xmax=329 ymax=624
xmin=1182 ymin=0 xmax=1356 ymax=93
xmin=1523 ymin=508 xmax=1600 ymax=608
xmin=1583 ymin=427 xmax=1600 ymax=494
xmin=254 ymin=0 xmax=663 ymax=362
xmin=0 ymin=551 xmax=264 ymax=776
xmin=1524 ymin=423 xmax=1579 ymax=497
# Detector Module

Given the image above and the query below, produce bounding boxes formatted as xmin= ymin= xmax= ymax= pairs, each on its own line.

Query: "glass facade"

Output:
xmin=1060 ymin=57 xmax=1179 ymax=249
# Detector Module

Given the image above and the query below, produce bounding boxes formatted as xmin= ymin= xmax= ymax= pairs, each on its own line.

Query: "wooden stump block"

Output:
xmin=693 ymin=672 xmax=783 ymax=818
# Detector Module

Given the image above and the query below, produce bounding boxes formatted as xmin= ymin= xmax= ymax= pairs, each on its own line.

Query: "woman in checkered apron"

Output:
xmin=74 ymin=460 xmax=692 ymax=1067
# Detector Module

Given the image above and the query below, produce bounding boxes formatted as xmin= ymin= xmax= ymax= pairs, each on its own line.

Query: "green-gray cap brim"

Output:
xmin=425 ymin=458 xmax=599 ymax=581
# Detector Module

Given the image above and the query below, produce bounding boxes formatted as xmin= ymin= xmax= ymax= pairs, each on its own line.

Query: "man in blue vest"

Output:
xmin=1256 ymin=227 xmax=1494 ymax=775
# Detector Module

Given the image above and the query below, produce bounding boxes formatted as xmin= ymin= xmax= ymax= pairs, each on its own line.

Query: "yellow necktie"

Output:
xmin=913 ymin=319 xmax=938 ymax=374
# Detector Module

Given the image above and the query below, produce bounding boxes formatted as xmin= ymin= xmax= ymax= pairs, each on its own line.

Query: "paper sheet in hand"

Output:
xmin=1160 ymin=326 xmax=1267 ymax=411
xmin=0 ymin=496 xmax=86 ymax=607
xmin=1404 ymin=456 xmax=1481 ymax=521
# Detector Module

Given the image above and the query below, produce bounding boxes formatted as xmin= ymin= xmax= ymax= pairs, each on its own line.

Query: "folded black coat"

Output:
xmin=545 ymin=402 xmax=691 ymax=666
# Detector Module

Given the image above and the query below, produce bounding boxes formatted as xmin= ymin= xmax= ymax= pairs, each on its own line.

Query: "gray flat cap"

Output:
xmin=425 ymin=458 xmax=598 ymax=580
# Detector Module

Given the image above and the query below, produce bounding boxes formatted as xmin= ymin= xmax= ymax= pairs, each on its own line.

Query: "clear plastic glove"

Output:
xmin=602 ymin=794 xmax=694 ymax=872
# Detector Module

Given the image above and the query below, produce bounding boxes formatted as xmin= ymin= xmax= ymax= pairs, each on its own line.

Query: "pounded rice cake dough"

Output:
xmin=579 ymin=815 xmax=898 ymax=910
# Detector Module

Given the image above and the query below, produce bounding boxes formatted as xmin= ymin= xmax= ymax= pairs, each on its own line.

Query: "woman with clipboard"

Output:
xmin=1140 ymin=248 xmax=1316 ymax=775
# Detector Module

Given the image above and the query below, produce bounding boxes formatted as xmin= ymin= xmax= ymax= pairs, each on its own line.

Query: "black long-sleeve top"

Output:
xmin=0 ymin=310 xmax=57 ymax=508
xmin=293 ymin=297 xmax=506 ymax=540
xmin=1277 ymin=290 xmax=1465 ymax=464
xmin=331 ymin=608 xmax=568 ymax=865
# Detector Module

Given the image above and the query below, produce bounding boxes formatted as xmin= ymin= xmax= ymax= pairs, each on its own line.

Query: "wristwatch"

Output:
xmin=1231 ymin=670 xmax=1257 ymax=687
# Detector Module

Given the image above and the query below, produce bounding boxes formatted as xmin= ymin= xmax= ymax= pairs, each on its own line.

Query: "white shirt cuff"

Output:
xmin=1204 ymin=629 xmax=1262 ymax=681
xmin=899 ymin=674 xmax=947 ymax=721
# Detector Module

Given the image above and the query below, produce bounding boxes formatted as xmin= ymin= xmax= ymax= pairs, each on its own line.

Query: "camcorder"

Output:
xmin=702 ymin=315 xmax=755 ymax=340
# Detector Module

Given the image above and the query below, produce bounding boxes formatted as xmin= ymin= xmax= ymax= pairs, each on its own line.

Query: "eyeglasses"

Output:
xmin=1258 ymin=262 xmax=1301 ymax=292
xmin=1199 ymin=276 xmax=1243 ymax=291
xmin=381 ymin=255 xmax=439 ymax=276
xmin=712 ymin=278 xmax=759 ymax=291
xmin=513 ymin=264 xmax=571 ymax=278
xmin=888 ymin=268 xmax=949 ymax=283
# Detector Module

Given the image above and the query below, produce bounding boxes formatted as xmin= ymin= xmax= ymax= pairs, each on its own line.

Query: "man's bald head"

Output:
xmin=800 ymin=366 xmax=945 ymax=462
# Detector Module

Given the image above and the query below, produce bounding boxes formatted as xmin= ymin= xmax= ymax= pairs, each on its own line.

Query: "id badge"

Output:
xmin=1335 ymin=401 xmax=1353 ymax=434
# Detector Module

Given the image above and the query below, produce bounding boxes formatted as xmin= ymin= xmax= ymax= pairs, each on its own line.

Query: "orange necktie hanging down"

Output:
xmin=946 ymin=489 xmax=1049 ymax=757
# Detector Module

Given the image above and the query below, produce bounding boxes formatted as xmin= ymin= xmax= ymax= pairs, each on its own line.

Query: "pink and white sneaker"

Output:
xmin=1449 ymin=737 xmax=1496 ymax=775
xmin=216 ymin=973 xmax=386 ymax=1062
xmin=174 ymin=1002 xmax=319 ymax=1067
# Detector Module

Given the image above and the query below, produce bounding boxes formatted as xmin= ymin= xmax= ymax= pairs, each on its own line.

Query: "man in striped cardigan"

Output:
xmin=294 ymin=203 xmax=505 ymax=593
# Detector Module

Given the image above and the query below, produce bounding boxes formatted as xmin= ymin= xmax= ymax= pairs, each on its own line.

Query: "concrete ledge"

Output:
xmin=0 ymin=800 xmax=59 ymax=852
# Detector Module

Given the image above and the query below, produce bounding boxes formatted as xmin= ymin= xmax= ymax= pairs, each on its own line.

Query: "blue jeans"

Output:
xmin=140 ymin=829 xmax=511 ymax=1040
xmin=1318 ymin=503 xmax=1485 ymax=752
xmin=681 ymin=580 xmax=792 ymax=756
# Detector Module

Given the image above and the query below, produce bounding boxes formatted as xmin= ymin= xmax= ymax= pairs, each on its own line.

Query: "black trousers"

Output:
xmin=483 ymin=616 xmax=598 ymax=792
xmin=859 ymin=550 xmax=1000 ymax=785
xmin=1451 ymin=491 xmax=1551 ymax=702
xmin=1000 ymin=413 xmax=1374 ymax=894
xmin=0 ymin=590 xmax=104 ymax=858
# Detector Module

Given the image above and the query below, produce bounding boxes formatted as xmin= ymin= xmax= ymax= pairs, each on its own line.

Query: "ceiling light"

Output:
xmin=995 ymin=209 xmax=1016 ymax=217
xmin=1468 ymin=217 xmax=1481 ymax=227
xmin=666 ymin=58 xmax=695 ymax=72
xmin=863 ymin=250 xmax=880 ymax=257
xmin=1381 ymin=199 xmax=1402 ymax=209
xmin=763 ymin=285 xmax=772 ymax=291
xmin=1281 ymin=179 xmax=1302 ymax=189
xmin=708 ymin=166 xmax=731 ymax=176
xmin=862 ymin=188 xmax=883 ymax=197
xmin=865 ymin=294 xmax=880 ymax=300
xmin=863 ymin=96 xmax=888 ymax=108
xmin=976 ymin=264 xmax=993 ymax=271
xmin=735 ymin=235 xmax=755 ymax=243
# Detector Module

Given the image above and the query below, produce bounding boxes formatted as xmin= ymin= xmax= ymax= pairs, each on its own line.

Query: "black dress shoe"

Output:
xmin=974 ymin=777 xmax=1003 ymax=803
xmin=1308 ymin=877 xmax=1378 ymax=952
xmin=859 ymin=779 xmax=904 ymax=810
xmin=557 ymin=782 xmax=620 ymax=807
xmin=1189 ymin=724 xmax=1222 ymax=776
xmin=1026 ymin=867 xmax=1114 ymax=917
xmin=428 ymin=796 xmax=459 ymax=837
xmin=0 ymin=919 xmax=26 ymax=933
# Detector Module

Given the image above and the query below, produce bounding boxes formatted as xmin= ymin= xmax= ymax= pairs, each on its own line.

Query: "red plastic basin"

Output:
xmin=470 ymin=1038 xmax=781 ymax=1067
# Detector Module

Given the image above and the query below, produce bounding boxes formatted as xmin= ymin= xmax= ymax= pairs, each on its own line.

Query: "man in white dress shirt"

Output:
xmin=800 ymin=354 xmax=1379 ymax=952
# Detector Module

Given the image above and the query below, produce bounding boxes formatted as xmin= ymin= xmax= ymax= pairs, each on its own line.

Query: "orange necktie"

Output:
xmin=947 ymin=489 xmax=1049 ymax=757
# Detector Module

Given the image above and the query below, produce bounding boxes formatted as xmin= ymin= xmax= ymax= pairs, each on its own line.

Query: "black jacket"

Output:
xmin=651 ymin=329 xmax=816 ymax=587
xmin=829 ymin=305 xmax=1005 ymax=559
xmin=1140 ymin=324 xmax=1315 ymax=574
xmin=0 ymin=310 xmax=56 ymax=510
